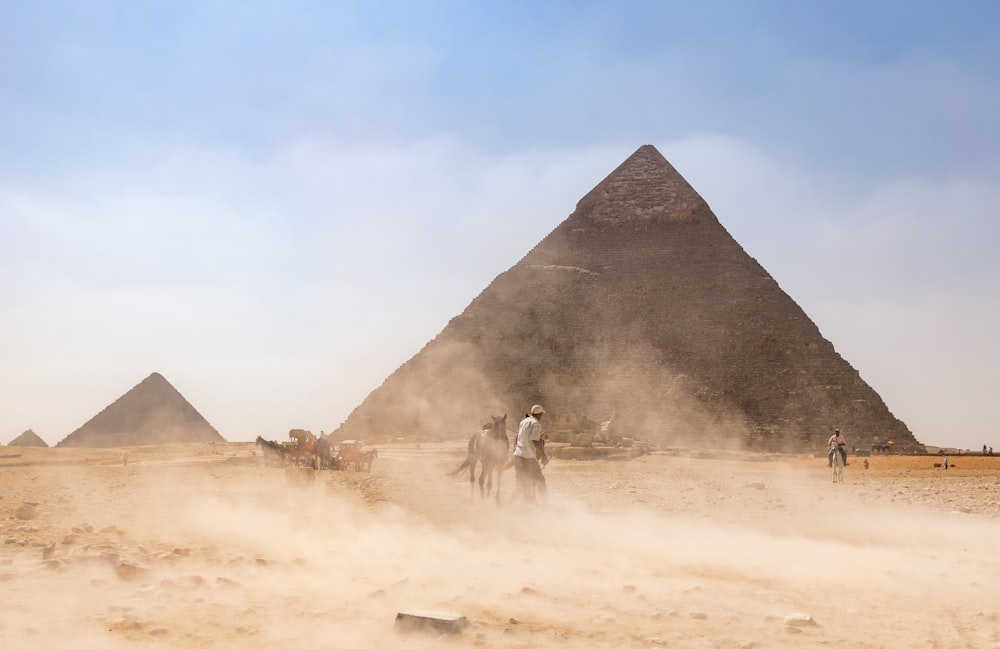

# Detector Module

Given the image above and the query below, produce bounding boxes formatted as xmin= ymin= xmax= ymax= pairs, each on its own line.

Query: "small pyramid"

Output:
xmin=8 ymin=429 xmax=49 ymax=447
xmin=57 ymin=372 xmax=225 ymax=447
xmin=333 ymin=145 xmax=918 ymax=452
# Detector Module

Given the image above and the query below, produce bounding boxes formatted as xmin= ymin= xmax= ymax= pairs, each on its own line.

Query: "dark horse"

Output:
xmin=256 ymin=435 xmax=286 ymax=467
xmin=449 ymin=414 xmax=509 ymax=501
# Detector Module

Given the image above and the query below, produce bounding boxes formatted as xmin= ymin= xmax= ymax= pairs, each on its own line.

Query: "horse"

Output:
xmin=448 ymin=414 xmax=509 ymax=502
xmin=830 ymin=441 xmax=844 ymax=483
xmin=357 ymin=448 xmax=378 ymax=472
xmin=256 ymin=436 xmax=286 ymax=467
xmin=316 ymin=434 xmax=338 ymax=470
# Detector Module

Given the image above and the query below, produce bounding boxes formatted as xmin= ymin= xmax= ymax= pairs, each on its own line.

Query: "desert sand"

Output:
xmin=2 ymin=441 xmax=999 ymax=648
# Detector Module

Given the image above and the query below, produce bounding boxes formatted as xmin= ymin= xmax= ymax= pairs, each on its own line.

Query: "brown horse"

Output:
xmin=449 ymin=415 xmax=509 ymax=502
xmin=255 ymin=436 xmax=286 ymax=467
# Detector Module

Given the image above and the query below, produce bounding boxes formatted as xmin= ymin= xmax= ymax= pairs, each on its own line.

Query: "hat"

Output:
xmin=835 ymin=428 xmax=841 ymax=433
xmin=530 ymin=404 xmax=545 ymax=415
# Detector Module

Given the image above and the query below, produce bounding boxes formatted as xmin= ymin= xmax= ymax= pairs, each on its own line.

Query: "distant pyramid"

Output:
xmin=8 ymin=429 xmax=48 ymax=447
xmin=57 ymin=372 xmax=225 ymax=447
xmin=334 ymin=145 xmax=918 ymax=452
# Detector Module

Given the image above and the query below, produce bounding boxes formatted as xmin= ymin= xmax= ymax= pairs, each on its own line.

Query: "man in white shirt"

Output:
xmin=513 ymin=404 xmax=548 ymax=502
xmin=827 ymin=428 xmax=848 ymax=467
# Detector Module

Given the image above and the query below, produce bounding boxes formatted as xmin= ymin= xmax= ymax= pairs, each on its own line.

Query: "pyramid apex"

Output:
xmin=573 ymin=144 xmax=707 ymax=223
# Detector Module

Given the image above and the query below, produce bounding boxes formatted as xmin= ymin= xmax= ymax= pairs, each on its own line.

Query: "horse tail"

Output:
xmin=448 ymin=457 xmax=473 ymax=477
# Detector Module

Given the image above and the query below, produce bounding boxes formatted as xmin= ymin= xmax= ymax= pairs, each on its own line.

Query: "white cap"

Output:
xmin=530 ymin=404 xmax=545 ymax=415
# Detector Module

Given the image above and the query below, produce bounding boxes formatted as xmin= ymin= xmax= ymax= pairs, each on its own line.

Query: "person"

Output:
xmin=513 ymin=404 xmax=548 ymax=503
xmin=944 ymin=456 xmax=949 ymax=470
xmin=827 ymin=428 xmax=848 ymax=467
xmin=863 ymin=458 xmax=869 ymax=470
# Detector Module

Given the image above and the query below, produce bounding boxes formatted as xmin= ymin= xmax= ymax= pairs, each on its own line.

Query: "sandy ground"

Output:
xmin=2 ymin=441 xmax=999 ymax=648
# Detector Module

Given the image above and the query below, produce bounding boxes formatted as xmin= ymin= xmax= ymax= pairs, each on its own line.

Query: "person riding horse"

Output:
xmin=827 ymin=428 xmax=848 ymax=467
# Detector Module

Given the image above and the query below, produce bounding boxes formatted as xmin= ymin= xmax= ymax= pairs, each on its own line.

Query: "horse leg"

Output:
xmin=493 ymin=465 xmax=503 ymax=504
xmin=484 ymin=461 xmax=494 ymax=499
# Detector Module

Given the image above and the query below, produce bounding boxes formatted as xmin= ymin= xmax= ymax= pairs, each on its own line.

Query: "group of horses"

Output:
xmin=254 ymin=435 xmax=376 ymax=472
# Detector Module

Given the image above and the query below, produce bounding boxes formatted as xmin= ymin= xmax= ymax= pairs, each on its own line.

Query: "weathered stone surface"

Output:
xmin=395 ymin=610 xmax=468 ymax=635
xmin=784 ymin=612 xmax=816 ymax=627
xmin=57 ymin=372 xmax=225 ymax=447
xmin=334 ymin=145 xmax=918 ymax=452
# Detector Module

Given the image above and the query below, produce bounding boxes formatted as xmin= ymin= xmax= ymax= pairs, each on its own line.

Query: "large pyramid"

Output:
xmin=334 ymin=145 xmax=918 ymax=452
xmin=57 ymin=372 xmax=225 ymax=447
xmin=8 ymin=429 xmax=49 ymax=447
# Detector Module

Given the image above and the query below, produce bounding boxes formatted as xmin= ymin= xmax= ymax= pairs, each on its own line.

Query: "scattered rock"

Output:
xmin=14 ymin=503 xmax=37 ymax=520
xmin=116 ymin=561 xmax=150 ymax=581
xmin=784 ymin=612 xmax=816 ymax=627
xmin=395 ymin=610 xmax=468 ymax=635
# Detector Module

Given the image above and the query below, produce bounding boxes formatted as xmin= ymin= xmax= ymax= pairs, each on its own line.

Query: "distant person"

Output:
xmin=513 ymin=404 xmax=548 ymax=503
xmin=863 ymin=458 xmax=869 ymax=470
xmin=984 ymin=445 xmax=988 ymax=456
xmin=944 ymin=456 xmax=949 ymax=470
xmin=827 ymin=428 xmax=848 ymax=467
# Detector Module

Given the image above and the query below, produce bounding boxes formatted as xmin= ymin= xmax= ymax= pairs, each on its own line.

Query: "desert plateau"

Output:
xmin=2 ymin=441 xmax=999 ymax=648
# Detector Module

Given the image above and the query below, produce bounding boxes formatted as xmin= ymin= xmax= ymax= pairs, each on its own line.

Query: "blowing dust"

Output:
xmin=1 ymin=444 xmax=998 ymax=648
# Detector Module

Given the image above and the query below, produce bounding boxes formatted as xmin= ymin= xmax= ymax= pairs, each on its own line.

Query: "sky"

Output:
xmin=1 ymin=1 xmax=998 ymax=450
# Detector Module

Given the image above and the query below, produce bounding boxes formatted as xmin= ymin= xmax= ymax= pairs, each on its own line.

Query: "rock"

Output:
xmin=784 ymin=612 xmax=816 ymax=627
xmin=395 ymin=610 xmax=468 ymax=635
xmin=14 ymin=503 xmax=36 ymax=520
xmin=115 ymin=561 xmax=150 ymax=581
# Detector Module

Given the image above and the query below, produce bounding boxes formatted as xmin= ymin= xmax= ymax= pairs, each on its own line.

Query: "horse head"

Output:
xmin=491 ymin=414 xmax=508 ymax=443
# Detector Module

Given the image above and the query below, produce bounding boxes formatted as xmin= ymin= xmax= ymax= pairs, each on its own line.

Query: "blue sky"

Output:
xmin=2 ymin=1 xmax=998 ymax=449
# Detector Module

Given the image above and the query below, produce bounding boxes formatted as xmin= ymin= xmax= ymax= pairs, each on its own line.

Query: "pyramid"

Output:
xmin=8 ymin=429 xmax=49 ymax=447
xmin=57 ymin=372 xmax=225 ymax=447
xmin=334 ymin=145 xmax=918 ymax=452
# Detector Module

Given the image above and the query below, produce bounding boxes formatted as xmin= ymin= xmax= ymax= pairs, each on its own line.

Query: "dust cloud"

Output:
xmin=1 ymin=443 xmax=998 ymax=648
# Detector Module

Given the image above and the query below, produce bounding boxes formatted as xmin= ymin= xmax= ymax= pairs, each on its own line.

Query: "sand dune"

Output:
xmin=2 ymin=442 xmax=998 ymax=648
